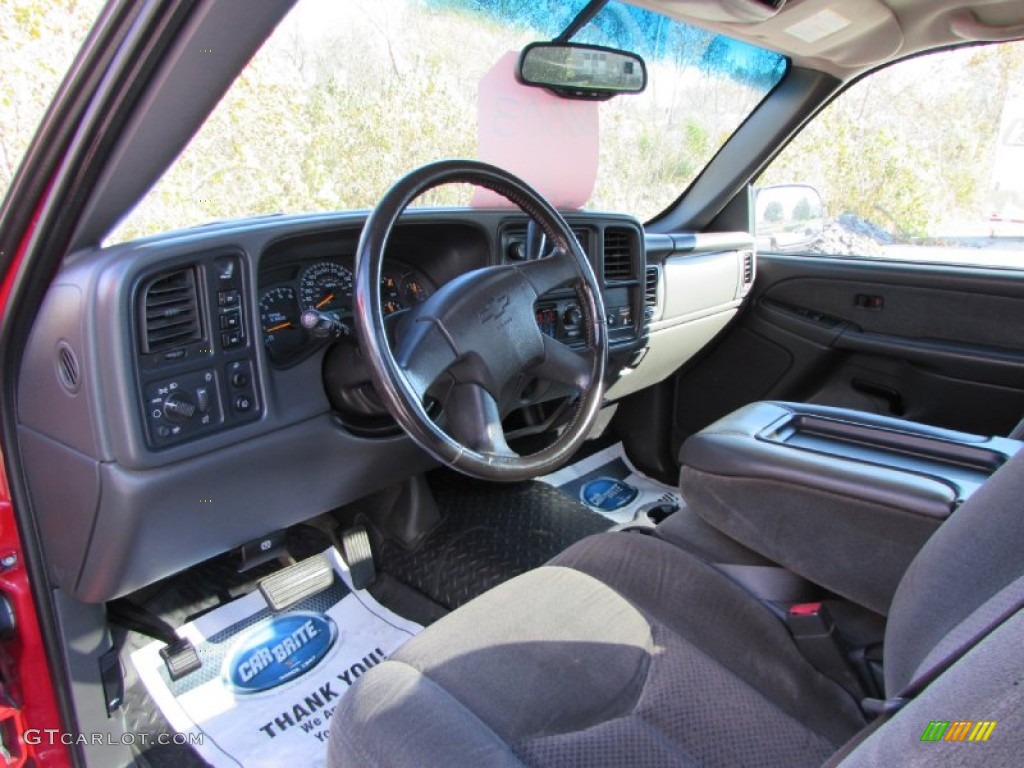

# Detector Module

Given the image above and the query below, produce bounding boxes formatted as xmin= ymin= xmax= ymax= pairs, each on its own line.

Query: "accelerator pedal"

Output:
xmin=259 ymin=552 xmax=335 ymax=612
xmin=341 ymin=525 xmax=377 ymax=591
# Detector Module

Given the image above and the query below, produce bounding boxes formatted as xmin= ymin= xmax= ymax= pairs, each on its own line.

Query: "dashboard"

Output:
xmin=17 ymin=207 xmax=751 ymax=604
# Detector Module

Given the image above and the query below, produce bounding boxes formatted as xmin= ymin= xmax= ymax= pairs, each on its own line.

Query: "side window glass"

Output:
xmin=758 ymin=42 xmax=1024 ymax=268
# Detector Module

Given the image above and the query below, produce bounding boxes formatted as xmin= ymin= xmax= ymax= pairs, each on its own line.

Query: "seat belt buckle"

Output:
xmin=786 ymin=602 xmax=865 ymax=698
xmin=861 ymin=697 xmax=908 ymax=718
xmin=787 ymin=602 xmax=834 ymax=633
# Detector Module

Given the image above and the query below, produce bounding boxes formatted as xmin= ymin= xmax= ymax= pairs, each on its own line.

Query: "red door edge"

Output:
xmin=0 ymin=196 xmax=72 ymax=768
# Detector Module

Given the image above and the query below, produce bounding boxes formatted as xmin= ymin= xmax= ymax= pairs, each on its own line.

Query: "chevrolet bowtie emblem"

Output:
xmin=479 ymin=293 xmax=510 ymax=323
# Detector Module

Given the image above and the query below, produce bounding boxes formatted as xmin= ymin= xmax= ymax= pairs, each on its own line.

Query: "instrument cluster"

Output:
xmin=258 ymin=259 xmax=434 ymax=365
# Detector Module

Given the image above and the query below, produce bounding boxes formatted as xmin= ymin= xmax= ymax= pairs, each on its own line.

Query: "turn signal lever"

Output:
xmin=301 ymin=309 xmax=350 ymax=339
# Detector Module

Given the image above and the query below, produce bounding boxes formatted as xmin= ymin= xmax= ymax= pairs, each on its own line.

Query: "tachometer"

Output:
xmin=300 ymin=261 xmax=353 ymax=313
xmin=260 ymin=286 xmax=306 ymax=362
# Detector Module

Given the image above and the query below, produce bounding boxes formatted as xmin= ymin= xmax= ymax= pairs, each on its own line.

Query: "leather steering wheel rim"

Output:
xmin=353 ymin=159 xmax=607 ymax=481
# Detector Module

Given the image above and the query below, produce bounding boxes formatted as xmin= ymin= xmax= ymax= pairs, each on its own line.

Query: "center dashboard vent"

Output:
xmin=504 ymin=226 xmax=590 ymax=262
xmin=603 ymin=228 xmax=634 ymax=281
xmin=139 ymin=267 xmax=202 ymax=353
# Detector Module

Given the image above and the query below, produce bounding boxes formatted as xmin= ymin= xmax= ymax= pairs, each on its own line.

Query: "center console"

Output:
xmin=679 ymin=401 xmax=1021 ymax=614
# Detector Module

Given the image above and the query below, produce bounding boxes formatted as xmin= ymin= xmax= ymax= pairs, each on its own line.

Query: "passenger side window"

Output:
xmin=757 ymin=41 xmax=1024 ymax=268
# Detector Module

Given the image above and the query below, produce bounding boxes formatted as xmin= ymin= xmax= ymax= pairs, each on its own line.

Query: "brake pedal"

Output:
xmin=259 ymin=553 xmax=335 ymax=611
xmin=341 ymin=526 xmax=377 ymax=591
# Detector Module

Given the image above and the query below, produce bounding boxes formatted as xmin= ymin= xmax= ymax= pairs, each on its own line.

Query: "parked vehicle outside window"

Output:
xmin=758 ymin=41 xmax=1024 ymax=268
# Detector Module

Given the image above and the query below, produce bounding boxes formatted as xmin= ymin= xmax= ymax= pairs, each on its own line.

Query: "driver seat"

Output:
xmin=328 ymin=450 xmax=1024 ymax=766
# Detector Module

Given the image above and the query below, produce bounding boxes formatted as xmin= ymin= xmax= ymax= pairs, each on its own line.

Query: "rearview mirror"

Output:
xmin=517 ymin=42 xmax=647 ymax=101
xmin=755 ymin=184 xmax=825 ymax=252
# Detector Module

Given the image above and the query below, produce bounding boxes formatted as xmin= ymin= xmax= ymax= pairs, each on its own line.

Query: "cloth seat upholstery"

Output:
xmin=329 ymin=449 xmax=1024 ymax=767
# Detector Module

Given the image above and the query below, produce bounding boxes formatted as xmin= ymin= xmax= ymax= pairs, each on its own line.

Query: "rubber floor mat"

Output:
xmin=377 ymin=475 xmax=610 ymax=610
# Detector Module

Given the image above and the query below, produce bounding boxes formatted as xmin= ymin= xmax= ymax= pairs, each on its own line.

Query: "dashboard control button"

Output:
xmin=163 ymin=392 xmax=197 ymax=423
xmin=563 ymin=305 xmax=582 ymax=327
xmin=220 ymin=310 xmax=241 ymax=330
xmin=221 ymin=330 xmax=243 ymax=349
xmin=231 ymin=371 xmax=249 ymax=388
xmin=196 ymin=387 xmax=210 ymax=413
xmin=218 ymin=290 xmax=240 ymax=308
xmin=235 ymin=395 xmax=253 ymax=412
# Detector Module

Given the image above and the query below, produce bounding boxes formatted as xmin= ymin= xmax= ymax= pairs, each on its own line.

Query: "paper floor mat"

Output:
xmin=130 ymin=548 xmax=421 ymax=768
xmin=538 ymin=442 xmax=682 ymax=525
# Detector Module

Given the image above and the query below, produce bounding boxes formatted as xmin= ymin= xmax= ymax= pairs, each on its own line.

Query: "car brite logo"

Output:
xmin=920 ymin=720 xmax=997 ymax=742
xmin=223 ymin=611 xmax=338 ymax=694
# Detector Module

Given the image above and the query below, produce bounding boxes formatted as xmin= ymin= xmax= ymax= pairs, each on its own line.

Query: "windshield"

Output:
xmin=113 ymin=0 xmax=786 ymax=242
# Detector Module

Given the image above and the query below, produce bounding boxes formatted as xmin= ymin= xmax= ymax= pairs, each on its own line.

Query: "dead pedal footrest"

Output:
xmin=259 ymin=553 xmax=335 ymax=612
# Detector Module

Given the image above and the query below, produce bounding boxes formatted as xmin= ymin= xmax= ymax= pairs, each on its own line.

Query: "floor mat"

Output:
xmin=377 ymin=476 xmax=610 ymax=610
xmin=130 ymin=548 xmax=420 ymax=768
xmin=539 ymin=442 xmax=683 ymax=525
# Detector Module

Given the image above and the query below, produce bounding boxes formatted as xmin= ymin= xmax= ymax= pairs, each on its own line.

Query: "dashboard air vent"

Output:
xmin=644 ymin=266 xmax=659 ymax=318
xmin=56 ymin=342 xmax=81 ymax=393
xmin=140 ymin=267 xmax=202 ymax=353
xmin=603 ymin=228 xmax=634 ymax=281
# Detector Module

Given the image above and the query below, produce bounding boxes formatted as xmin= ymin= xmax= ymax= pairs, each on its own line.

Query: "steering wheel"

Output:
xmin=353 ymin=160 xmax=607 ymax=481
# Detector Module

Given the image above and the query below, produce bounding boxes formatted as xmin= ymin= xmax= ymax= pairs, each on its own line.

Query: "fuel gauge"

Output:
xmin=401 ymin=276 xmax=427 ymax=306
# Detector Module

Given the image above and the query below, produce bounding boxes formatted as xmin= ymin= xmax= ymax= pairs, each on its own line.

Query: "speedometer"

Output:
xmin=299 ymin=261 xmax=353 ymax=313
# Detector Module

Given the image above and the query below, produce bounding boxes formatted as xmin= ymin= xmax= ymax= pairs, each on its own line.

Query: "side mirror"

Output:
xmin=517 ymin=42 xmax=647 ymax=101
xmin=755 ymin=184 xmax=825 ymax=252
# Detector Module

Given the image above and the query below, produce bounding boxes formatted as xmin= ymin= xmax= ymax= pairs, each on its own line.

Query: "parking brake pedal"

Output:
xmin=259 ymin=553 xmax=335 ymax=611
xmin=160 ymin=639 xmax=202 ymax=682
xmin=341 ymin=526 xmax=376 ymax=591
xmin=107 ymin=599 xmax=201 ymax=682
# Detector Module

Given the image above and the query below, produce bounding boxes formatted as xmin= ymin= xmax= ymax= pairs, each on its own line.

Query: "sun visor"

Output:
xmin=473 ymin=51 xmax=598 ymax=210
